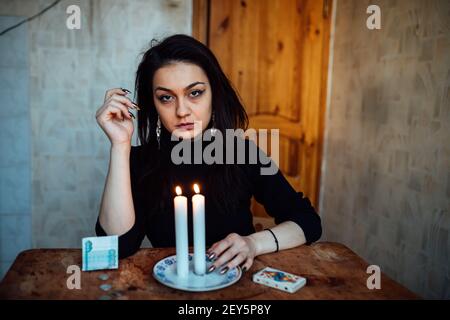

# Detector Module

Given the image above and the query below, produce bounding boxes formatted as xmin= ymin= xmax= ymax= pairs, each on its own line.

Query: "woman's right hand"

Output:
xmin=95 ymin=88 xmax=139 ymax=146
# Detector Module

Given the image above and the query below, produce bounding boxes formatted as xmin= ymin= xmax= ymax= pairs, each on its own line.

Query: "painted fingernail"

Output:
xmin=207 ymin=265 xmax=216 ymax=273
xmin=128 ymin=112 xmax=135 ymax=119
xmin=121 ymin=88 xmax=131 ymax=94
xmin=219 ymin=266 xmax=229 ymax=275
xmin=207 ymin=252 xmax=216 ymax=261
xmin=132 ymin=102 xmax=141 ymax=110
xmin=242 ymin=266 xmax=247 ymax=272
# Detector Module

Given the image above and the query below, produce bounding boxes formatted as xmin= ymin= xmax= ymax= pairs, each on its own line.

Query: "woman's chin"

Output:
xmin=171 ymin=129 xmax=199 ymax=140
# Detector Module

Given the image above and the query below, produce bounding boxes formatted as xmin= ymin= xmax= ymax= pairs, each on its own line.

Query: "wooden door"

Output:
xmin=193 ymin=0 xmax=332 ymax=221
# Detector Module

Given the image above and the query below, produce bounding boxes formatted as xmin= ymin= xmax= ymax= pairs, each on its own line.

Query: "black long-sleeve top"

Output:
xmin=96 ymin=139 xmax=322 ymax=259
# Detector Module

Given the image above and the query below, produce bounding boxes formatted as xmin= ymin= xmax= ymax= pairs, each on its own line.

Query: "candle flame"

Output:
xmin=175 ymin=186 xmax=182 ymax=196
xmin=193 ymin=184 xmax=200 ymax=194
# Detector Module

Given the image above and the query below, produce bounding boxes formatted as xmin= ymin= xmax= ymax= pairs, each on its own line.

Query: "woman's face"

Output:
xmin=153 ymin=61 xmax=212 ymax=140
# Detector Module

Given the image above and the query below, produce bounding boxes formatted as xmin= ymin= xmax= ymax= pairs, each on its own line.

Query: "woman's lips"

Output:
xmin=176 ymin=122 xmax=194 ymax=130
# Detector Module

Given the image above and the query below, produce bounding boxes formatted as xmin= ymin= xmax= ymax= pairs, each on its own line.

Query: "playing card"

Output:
xmin=252 ymin=266 xmax=306 ymax=293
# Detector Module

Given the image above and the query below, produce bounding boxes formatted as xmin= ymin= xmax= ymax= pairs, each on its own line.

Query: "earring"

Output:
xmin=211 ymin=111 xmax=217 ymax=137
xmin=156 ymin=116 xmax=161 ymax=149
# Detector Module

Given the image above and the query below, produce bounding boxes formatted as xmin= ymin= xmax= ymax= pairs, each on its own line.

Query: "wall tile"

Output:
xmin=0 ymin=1 xmax=192 ymax=255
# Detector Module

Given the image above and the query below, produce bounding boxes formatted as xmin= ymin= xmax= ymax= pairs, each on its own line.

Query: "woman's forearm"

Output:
xmin=247 ymin=221 xmax=307 ymax=256
xmin=98 ymin=143 xmax=135 ymax=235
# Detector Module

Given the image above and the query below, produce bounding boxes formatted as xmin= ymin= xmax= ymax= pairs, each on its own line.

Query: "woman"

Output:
xmin=95 ymin=34 xmax=321 ymax=275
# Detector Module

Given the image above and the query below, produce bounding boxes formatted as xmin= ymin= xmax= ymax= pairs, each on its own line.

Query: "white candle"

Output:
xmin=174 ymin=186 xmax=189 ymax=278
xmin=192 ymin=183 xmax=206 ymax=275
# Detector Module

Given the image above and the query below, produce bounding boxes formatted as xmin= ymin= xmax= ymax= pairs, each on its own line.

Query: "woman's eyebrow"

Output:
xmin=154 ymin=81 xmax=206 ymax=93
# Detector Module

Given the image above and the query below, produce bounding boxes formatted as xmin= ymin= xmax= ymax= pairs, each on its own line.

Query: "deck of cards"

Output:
xmin=252 ymin=266 xmax=307 ymax=293
xmin=82 ymin=235 xmax=118 ymax=271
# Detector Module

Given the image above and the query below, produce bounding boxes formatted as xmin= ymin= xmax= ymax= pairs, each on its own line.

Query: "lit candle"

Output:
xmin=192 ymin=183 xmax=206 ymax=275
xmin=174 ymin=186 xmax=189 ymax=278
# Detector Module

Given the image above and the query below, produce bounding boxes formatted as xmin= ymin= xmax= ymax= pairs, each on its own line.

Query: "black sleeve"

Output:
xmin=95 ymin=145 xmax=147 ymax=259
xmin=247 ymin=141 xmax=322 ymax=244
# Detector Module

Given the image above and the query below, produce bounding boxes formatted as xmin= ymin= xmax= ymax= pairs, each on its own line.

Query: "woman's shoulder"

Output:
xmin=233 ymin=137 xmax=279 ymax=177
xmin=129 ymin=144 xmax=157 ymax=188
xmin=229 ymin=136 xmax=265 ymax=158
xmin=130 ymin=144 xmax=143 ymax=159
xmin=130 ymin=144 xmax=143 ymax=154
xmin=130 ymin=144 xmax=148 ymax=172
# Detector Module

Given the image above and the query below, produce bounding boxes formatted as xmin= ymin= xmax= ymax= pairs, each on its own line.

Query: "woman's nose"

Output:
xmin=176 ymin=99 xmax=191 ymax=117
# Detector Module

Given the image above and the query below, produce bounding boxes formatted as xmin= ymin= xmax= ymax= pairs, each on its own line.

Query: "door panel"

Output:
xmin=193 ymin=0 xmax=332 ymax=217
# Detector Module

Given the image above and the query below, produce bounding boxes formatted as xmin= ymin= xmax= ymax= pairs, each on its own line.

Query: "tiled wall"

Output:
xmin=0 ymin=16 xmax=32 ymax=280
xmin=320 ymin=0 xmax=450 ymax=298
xmin=0 ymin=0 xmax=192 ymax=278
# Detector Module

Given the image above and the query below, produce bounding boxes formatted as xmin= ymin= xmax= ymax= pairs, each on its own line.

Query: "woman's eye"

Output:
xmin=190 ymin=89 xmax=204 ymax=98
xmin=158 ymin=95 xmax=173 ymax=103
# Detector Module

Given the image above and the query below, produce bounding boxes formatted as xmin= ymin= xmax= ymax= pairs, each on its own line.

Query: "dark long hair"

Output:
xmin=134 ymin=34 xmax=250 ymax=215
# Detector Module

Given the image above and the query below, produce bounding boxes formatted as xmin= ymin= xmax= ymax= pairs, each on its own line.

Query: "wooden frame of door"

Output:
xmin=192 ymin=0 xmax=332 ymax=213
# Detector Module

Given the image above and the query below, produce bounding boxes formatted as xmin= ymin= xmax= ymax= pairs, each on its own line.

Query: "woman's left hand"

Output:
xmin=206 ymin=233 xmax=258 ymax=274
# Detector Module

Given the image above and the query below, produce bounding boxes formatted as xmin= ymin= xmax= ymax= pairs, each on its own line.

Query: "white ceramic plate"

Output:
xmin=153 ymin=253 xmax=242 ymax=292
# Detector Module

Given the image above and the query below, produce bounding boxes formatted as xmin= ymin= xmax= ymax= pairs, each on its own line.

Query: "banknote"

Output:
xmin=82 ymin=235 xmax=118 ymax=271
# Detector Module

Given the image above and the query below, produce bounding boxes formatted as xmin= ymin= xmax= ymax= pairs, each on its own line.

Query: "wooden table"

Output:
xmin=0 ymin=242 xmax=419 ymax=300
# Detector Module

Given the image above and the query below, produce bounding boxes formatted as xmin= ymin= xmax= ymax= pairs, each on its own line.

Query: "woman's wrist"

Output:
xmin=247 ymin=232 xmax=269 ymax=256
xmin=247 ymin=229 xmax=280 ymax=256
xmin=111 ymin=142 xmax=131 ymax=153
xmin=244 ymin=234 xmax=260 ymax=257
